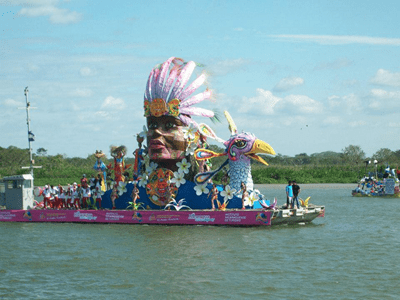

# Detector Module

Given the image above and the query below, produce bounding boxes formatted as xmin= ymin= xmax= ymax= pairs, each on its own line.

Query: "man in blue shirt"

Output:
xmin=285 ymin=181 xmax=293 ymax=208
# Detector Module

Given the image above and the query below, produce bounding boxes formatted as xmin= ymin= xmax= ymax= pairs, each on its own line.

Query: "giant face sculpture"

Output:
xmin=147 ymin=116 xmax=187 ymax=161
xmin=144 ymin=57 xmax=215 ymax=171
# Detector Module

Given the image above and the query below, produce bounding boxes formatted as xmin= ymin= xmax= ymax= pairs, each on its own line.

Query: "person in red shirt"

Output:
xmin=80 ymin=174 xmax=88 ymax=189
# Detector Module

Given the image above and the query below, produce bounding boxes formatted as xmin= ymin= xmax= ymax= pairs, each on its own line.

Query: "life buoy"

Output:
xmin=34 ymin=187 xmax=42 ymax=197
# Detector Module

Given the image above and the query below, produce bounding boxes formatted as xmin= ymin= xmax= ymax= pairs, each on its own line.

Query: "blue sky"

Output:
xmin=1 ymin=0 xmax=400 ymax=159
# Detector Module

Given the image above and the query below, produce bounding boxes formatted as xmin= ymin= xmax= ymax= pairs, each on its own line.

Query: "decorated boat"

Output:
xmin=351 ymin=177 xmax=400 ymax=198
xmin=1 ymin=57 xmax=325 ymax=226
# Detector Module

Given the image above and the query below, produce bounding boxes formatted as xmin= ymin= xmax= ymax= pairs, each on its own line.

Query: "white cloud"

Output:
xmin=209 ymin=58 xmax=250 ymax=76
xmin=268 ymin=34 xmax=400 ymax=46
xmin=327 ymin=93 xmax=363 ymax=114
xmin=323 ymin=116 xmax=341 ymax=125
xmin=17 ymin=0 xmax=82 ymax=24
xmin=370 ymin=89 xmax=400 ymax=99
xmin=370 ymin=69 xmax=400 ymax=87
xmin=285 ymin=94 xmax=323 ymax=114
xmin=71 ymin=88 xmax=93 ymax=98
xmin=241 ymin=88 xmax=322 ymax=116
xmin=242 ymin=89 xmax=281 ymax=115
xmin=273 ymin=77 xmax=304 ymax=92
xmin=101 ymin=96 xmax=126 ymax=110
xmin=2 ymin=98 xmax=24 ymax=107
xmin=314 ymin=58 xmax=352 ymax=71
xmin=80 ymin=67 xmax=94 ymax=76
xmin=348 ymin=120 xmax=367 ymax=127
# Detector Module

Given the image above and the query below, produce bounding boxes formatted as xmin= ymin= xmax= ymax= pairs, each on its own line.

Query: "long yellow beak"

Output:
xmin=245 ymin=139 xmax=276 ymax=166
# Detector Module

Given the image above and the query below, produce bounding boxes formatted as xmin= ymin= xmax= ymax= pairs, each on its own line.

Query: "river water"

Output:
xmin=0 ymin=184 xmax=399 ymax=299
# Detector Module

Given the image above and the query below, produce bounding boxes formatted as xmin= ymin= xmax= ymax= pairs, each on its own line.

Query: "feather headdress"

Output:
xmin=144 ymin=57 xmax=214 ymax=126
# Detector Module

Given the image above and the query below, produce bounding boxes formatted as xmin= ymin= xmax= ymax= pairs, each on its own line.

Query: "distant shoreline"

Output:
xmin=255 ymin=183 xmax=354 ymax=189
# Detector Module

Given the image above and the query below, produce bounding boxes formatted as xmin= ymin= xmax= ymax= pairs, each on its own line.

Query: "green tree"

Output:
xmin=36 ymin=147 xmax=48 ymax=156
xmin=373 ymin=148 xmax=394 ymax=164
xmin=341 ymin=145 xmax=366 ymax=164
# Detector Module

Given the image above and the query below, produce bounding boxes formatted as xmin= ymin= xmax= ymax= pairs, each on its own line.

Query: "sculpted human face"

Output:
xmin=147 ymin=116 xmax=188 ymax=164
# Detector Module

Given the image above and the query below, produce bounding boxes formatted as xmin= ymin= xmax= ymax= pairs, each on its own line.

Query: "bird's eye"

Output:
xmin=234 ymin=140 xmax=246 ymax=148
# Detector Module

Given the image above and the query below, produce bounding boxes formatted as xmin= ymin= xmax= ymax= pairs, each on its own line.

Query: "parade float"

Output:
xmin=0 ymin=58 xmax=325 ymax=226
xmin=351 ymin=174 xmax=400 ymax=197
xmin=351 ymin=161 xmax=400 ymax=197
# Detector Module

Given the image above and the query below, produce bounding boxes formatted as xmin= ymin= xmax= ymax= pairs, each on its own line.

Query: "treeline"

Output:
xmin=1 ymin=145 xmax=400 ymax=186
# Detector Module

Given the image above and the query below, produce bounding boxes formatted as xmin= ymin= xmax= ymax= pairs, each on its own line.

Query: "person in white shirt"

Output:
xmin=72 ymin=183 xmax=80 ymax=209
xmin=93 ymin=187 xmax=102 ymax=209
xmin=82 ymin=187 xmax=91 ymax=209
xmin=42 ymin=185 xmax=51 ymax=209
xmin=58 ymin=185 xmax=66 ymax=209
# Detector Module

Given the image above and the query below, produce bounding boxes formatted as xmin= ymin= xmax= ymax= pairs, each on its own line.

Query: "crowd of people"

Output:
xmin=40 ymin=174 xmax=104 ymax=210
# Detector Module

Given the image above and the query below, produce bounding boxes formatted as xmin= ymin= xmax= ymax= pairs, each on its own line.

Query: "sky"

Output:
xmin=1 ymin=0 xmax=400 ymax=160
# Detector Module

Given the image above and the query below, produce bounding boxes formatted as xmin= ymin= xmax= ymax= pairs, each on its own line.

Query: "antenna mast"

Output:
xmin=20 ymin=87 xmax=41 ymax=177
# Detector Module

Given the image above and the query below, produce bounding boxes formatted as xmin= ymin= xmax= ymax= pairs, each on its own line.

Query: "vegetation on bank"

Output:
xmin=1 ymin=145 xmax=400 ymax=186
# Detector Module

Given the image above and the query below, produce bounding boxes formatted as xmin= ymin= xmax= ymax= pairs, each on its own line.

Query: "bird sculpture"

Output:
xmin=164 ymin=198 xmax=191 ymax=211
xmin=194 ymin=111 xmax=276 ymax=192
xmin=300 ymin=196 xmax=311 ymax=208
xmin=260 ymin=197 xmax=278 ymax=210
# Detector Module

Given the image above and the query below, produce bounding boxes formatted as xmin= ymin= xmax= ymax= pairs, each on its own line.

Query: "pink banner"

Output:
xmin=0 ymin=209 xmax=272 ymax=226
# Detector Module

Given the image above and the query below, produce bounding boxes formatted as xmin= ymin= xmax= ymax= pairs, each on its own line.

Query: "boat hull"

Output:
xmin=0 ymin=206 xmax=324 ymax=226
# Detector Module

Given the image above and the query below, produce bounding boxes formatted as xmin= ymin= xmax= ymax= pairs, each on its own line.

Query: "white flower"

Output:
xmin=185 ymin=142 xmax=197 ymax=156
xmin=138 ymin=125 xmax=147 ymax=139
xmin=145 ymin=161 xmax=158 ymax=174
xmin=182 ymin=123 xmax=197 ymax=141
xmin=220 ymin=185 xmax=236 ymax=202
xmin=194 ymin=184 xmax=209 ymax=196
xmin=117 ymin=181 xmax=127 ymax=196
xmin=176 ymin=158 xmax=191 ymax=174
xmin=170 ymin=171 xmax=186 ymax=188
xmin=138 ymin=176 xmax=148 ymax=188
xmin=244 ymin=192 xmax=258 ymax=207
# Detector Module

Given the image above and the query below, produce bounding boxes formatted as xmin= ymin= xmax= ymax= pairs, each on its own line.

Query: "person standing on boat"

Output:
xmin=65 ymin=184 xmax=72 ymax=209
xmin=72 ymin=183 xmax=81 ymax=209
xmin=42 ymin=185 xmax=51 ymax=209
xmin=81 ymin=174 xmax=88 ymax=189
xmin=58 ymin=184 xmax=66 ymax=209
xmin=50 ymin=185 xmax=57 ymax=209
xmin=292 ymin=180 xmax=301 ymax=209
xmin=285 ymin=181 xmax=293 ymax=208
xmin=89 ymin=174 xmax=95 ymax=191
xmin=93 ymin=187 xmax=102 ymax=209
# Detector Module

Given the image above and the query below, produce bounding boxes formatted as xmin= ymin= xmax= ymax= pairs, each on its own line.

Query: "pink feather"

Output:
xmin=179 ymin=73 xmax=206 ymax=101
xmin=170 ymin=61 xmax=196 ymax=100
xmin=156 ymin=57 xmax=174 ymax=98
xmin=180 ymin=107 xmax=214 ymax=118
xmin=150 ymin=68 xmax=160 ymax=99
xmin=180 ymin=90 xmax=212 ymax=108
xmin=145 ymin=68 xmax=154 ymax=101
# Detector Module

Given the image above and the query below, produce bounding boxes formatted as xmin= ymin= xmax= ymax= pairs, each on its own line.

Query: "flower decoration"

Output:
xmin=185 ymin=142 xmax=197 ymax=156
xmin=176 ymin=158 xmax=191 ymax=174
xmin=117 ymin=181 xmax=127 ymax=196
xmin=244 ymin=192 xmax=258 ymax=207
xmin=220 ymin=185 xmax=236 ymax=202
xmin=145 ymin=161 xmax=158 ymax=175
xmin=138 ymin=125 xmax=148 ymax=139
xmin=194 ymin=184 xmax=209 ymax=196
xmin=170 ymin=171 xmax=186 ymax=188
xmin=183 ymin=123 xmax=197 ymax=141
xmin=138 ymin=176 xmax=148 ymax=188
